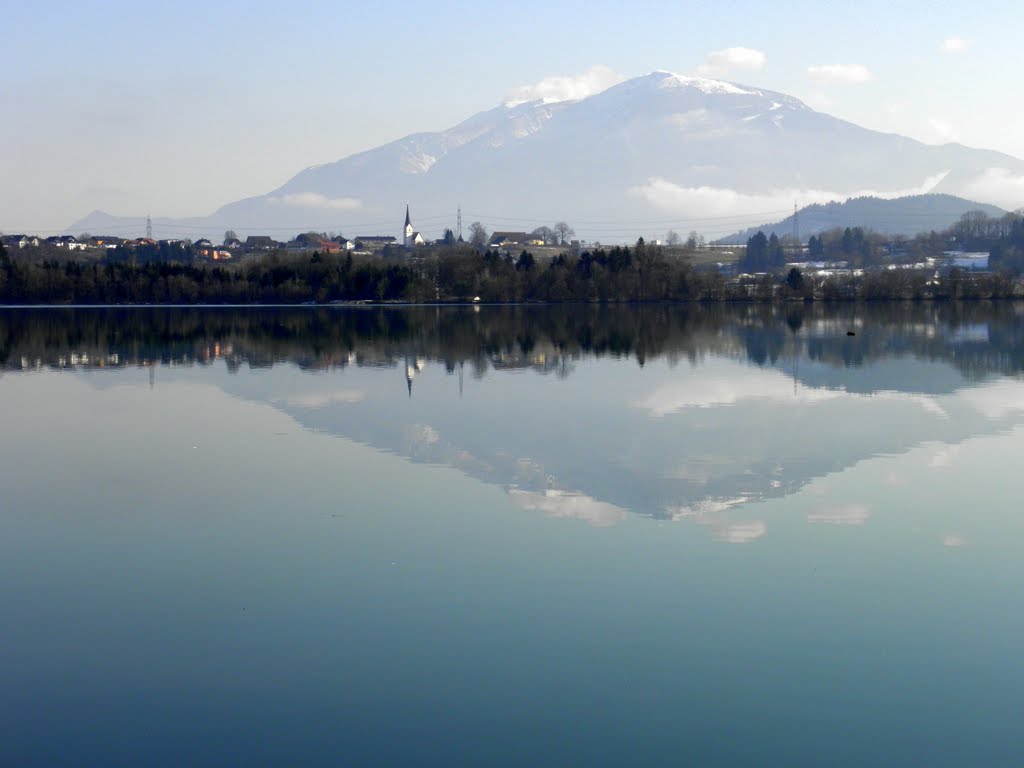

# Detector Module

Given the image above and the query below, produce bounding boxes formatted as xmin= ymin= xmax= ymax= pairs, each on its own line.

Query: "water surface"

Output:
xmin=1 ymin=304 xmax=1023 ymax=766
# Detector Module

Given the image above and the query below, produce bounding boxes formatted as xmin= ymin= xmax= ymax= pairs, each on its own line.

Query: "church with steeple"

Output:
xmin=403 ymin=204 xmax=425 ymax=247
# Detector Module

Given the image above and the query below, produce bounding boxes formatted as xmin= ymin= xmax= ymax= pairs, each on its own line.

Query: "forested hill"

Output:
xmin=716 ymin=194 xmax=1007 ymax=244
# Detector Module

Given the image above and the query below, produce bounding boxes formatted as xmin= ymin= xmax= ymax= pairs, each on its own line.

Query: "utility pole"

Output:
xmin=792 ymin=202 xmax=799 ymax=248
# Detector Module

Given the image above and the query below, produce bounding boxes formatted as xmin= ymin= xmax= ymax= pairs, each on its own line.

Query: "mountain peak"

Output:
xmin=71 ymin=71 xmax=1024 ymax=239
xmin=646 ymin=69 xmax=758 ymax=96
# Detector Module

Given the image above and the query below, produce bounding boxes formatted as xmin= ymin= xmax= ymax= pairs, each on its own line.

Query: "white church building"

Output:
xmin=403 ymin=205 xmax=425 ymax=247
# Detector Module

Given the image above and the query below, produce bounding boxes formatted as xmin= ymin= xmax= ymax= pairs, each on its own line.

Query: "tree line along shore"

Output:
xmin=2 ymin=210 xmax=1023 ymax=304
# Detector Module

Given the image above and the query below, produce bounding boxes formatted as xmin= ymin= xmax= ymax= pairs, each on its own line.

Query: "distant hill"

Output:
xmin=714 ymin=194 xmax=1007 ymax=244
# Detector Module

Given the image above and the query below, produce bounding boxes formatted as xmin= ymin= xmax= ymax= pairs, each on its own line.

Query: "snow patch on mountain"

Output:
xmin=667 ymin=109 xmax=741 ymax=139
xmin=400 ymin=151 xmax=437 ymax=174
xmin=654 ymin=70 xmax=757 ymax=96
xmin=511 ymin=108 xmax=553 ymax=139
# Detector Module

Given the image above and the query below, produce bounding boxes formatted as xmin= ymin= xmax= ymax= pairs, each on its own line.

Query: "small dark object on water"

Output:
xmin=847 ymin=331 xmax=856 ymax=336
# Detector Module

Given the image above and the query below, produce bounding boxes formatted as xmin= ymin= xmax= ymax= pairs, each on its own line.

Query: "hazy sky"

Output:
xmin=4 ymin=0 xmax=1022 ymax=233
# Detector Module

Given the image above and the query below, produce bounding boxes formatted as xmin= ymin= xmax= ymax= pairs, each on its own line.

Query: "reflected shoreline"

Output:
xmin=1 ymin=302 xmax=1022 ymax=385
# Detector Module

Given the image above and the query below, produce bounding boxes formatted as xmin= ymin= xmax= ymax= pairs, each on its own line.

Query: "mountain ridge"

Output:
xmin=714 ymin=194 xmax=1009 ymax=244
xmin=67 ymin=70 xmax=1024 ymax=241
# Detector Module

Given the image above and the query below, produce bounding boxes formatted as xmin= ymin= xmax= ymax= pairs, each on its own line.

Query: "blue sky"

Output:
xmin=3 ymin=0 xmax=1022 ymax=232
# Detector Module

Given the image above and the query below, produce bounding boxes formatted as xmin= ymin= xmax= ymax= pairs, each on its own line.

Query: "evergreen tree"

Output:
xmin=808 ymin=235 xmax=824 ymax=258
xmin=768 ymin=233 xmax=785 ymax=268
xmin=742 ymin=231 xmax=769 ymax=271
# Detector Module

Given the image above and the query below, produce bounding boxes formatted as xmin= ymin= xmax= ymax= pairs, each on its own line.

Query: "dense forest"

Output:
xmin=0 ymin=240 xmax=730 ymax=304
xmin=0 ymin=241 xmax=1018 ymax=305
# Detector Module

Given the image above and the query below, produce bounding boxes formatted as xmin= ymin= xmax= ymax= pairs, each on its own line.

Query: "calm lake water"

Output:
xmin=2 ymin=304 xmax=1023 ymax=766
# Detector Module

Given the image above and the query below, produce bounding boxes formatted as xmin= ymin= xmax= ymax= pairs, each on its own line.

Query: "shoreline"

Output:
xmin=0 ymin=296 xmax=1021 ymax=310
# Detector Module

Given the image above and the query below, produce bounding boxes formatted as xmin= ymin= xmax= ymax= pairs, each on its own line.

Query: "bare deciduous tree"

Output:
xmin=553 ymin=221 xmax=575 ymax=245
xmin=468 ymin=222 xmax=489 ymax=250
xmin=531 ymin=225 xmax=556 ymax=244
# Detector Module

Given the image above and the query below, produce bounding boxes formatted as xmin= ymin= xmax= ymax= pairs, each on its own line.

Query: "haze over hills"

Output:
xmin=67 ymin=71 xmax=1024 ymax=242
xmin=714 ymin=194 xmax=1009 ymax=245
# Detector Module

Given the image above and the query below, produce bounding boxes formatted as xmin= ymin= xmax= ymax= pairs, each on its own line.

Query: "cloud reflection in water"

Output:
xmin=509 ymin=489 xmax=628 ymax=528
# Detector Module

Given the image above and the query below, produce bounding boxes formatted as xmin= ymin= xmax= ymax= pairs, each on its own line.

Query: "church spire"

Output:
xmin=405 ymin=204 xmax=411 ymax=228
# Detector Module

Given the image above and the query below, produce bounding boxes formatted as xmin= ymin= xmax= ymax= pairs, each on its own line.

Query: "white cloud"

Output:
xmin=283 ymin=389 xmax=365 ymax=408
xmin=871 ymin=391 xmax=948 ymax=419
xmin=959 ymin=168 xmax=1024 ymax=211
xmin=509 ymin=488 xmax=628 ymax=527
xmin=697 ymin=47 xmax=766 ymax=77
xmin=627 ymin=171 xmax=949 ymax=224
xmin=505 ymin=65 xmax=625 ymax=107
xmin=267 ymin=192 xmax=362 ymax=210
xmin=942 ymin=535 xmax=967 ymax=547
xmin=942 ymin=38 xmax=970 ymax=54
xmin=667 ymin=498 xmax=766 ymax=544
xmin=929 ymin=443 xmax=961 ymax=468
xmin=807 ymin=503 xmax=871 ymax=526
xmin=927 ymin=117 xmax=960 ymax=144
xmin=634 ymin=368 xmax=843 ymax=416
xmin=632 ymin=362 xmax=948 ymax=417
xmin=716 ymin=520 xmax=767 ymax=544
xmin=961 ymin=379 xmax=1024 ymax=419
xmin=807 ymin=64 xmax=872 ymax=84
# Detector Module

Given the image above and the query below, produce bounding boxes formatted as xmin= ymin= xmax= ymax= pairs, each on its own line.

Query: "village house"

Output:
xmin=2 ymin=234 xmax=41 ymax=249
xmin=196 ymin=244 xmax=234 ymax=260
xmin=354 ymin=236 xmax=398 ymax=253
xmin=90 ymin=236 xmax=123 ymax=249
xmin=488 ymin=232 xmax=545 ymax=248
xmin=316 ymin=240 xmax=342 ymax=254
xmin=284 ymin=232 xmax=348 ymax=254
xmin=44 ymin=235 xmax=87 ymax=251
xmin=245 ymin=235 xmax=280 ymax=251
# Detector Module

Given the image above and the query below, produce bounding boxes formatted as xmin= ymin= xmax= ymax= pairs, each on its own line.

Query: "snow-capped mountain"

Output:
xmin=69 ymin=71 xmax=1024 ymax=240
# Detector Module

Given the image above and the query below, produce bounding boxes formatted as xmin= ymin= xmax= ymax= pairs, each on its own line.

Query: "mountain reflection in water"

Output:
xmin=2 ymin=303 xmax=1022 ymax=535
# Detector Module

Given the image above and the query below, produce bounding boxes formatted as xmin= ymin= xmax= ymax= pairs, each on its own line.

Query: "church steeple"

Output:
xmin=403 ymin=203 xmax=415 ymax=246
